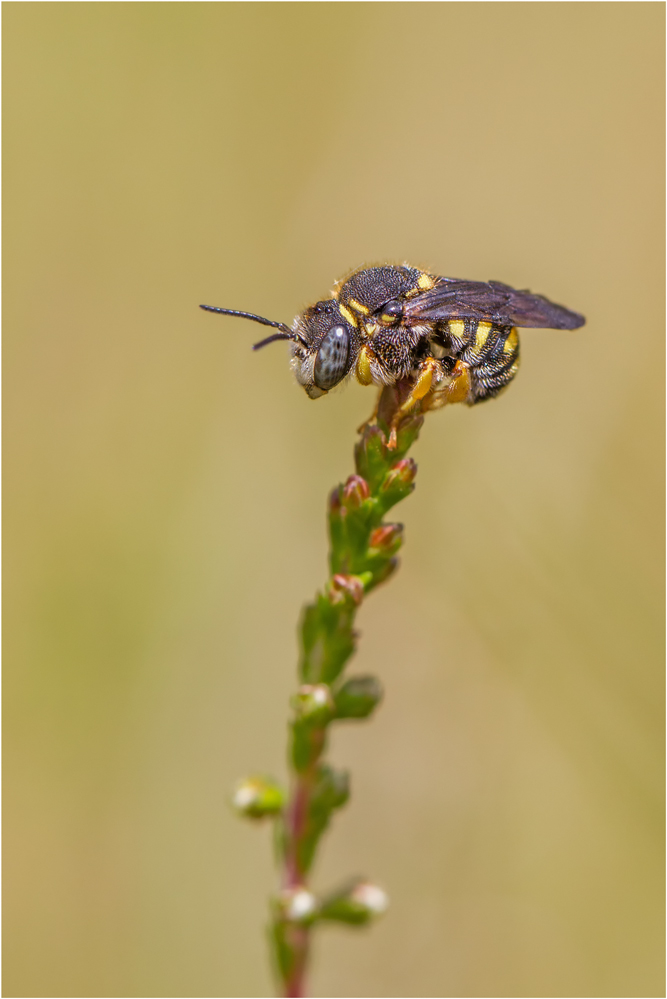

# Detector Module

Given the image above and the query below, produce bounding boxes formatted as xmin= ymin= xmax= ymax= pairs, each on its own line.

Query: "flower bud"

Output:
xmin=368 ymin=523 xmax=403 ymax=554
xmin=383 ymin=458 xmax=417 ymax=489
xmin=334 ymin=675 xmax=383 ymax=719
xmin=329 ymin=573 xmax=365 ymax=606
xmin=231 ymin=775 xmax=285 ymax=820
xmin=319 ymin=878 xmax=389 ymax=925
xmin=378 ymin=458 xmax=418 ymax=511
xmin=341 ymin=474 xmax=370 ymax=509
xmin=291 ymin=683 xmax=334 ymax=725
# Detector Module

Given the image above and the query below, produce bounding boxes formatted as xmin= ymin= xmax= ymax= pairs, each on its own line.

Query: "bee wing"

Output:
xmin=403 ymin=278 xmax=585 ymax=330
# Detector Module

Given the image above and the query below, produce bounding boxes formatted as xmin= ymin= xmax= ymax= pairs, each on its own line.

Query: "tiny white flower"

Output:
xmin=351 ymin=882 xmax=389 ymax=915
xmin=312 ymin=685 xmax=330 ymax=706
xmin=284 ymin=888 xmax=317 ymax=922
xmin=232 ymin=781 xmax=258 ymax=809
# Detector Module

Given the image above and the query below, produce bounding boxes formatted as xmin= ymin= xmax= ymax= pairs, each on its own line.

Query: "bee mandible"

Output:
xmin=201 ymin=264 xmax=585 ymax=445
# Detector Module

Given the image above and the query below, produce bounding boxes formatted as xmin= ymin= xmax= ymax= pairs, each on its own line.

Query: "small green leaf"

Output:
xmin=354 ymin=425 xmax=391 ymax=492
xmin=392 ymin=412 xmax=424 ymax=459
xmin=291 ymin=720 xmax=327 ymax=772
xmin=319 ymin=878 xmax=389 ymax=925
xmin=298 ymin=764 xmax=350 ymax=873
xmin=328 ymin=486 xmax=346 ymax=556
xmin=299 ymin=593 xmax=356 ymax=685
xmin=334 ymin=675 xmax=383 ymax=719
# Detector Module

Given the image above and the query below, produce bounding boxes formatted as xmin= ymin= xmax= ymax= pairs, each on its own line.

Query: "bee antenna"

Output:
xmin=250 ymin=332 xmax=299 ymax=351
xmin=199 ymin=305 xmax=304 ymax=348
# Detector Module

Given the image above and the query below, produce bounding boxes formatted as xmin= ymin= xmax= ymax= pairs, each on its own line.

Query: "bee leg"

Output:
xmin=387 ymin=357 xmax=440 ymax=449
xmin=422 ymin=361 xmax=472 ymax=411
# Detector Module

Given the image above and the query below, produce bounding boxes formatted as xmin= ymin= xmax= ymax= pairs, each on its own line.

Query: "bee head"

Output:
xmin=291 ymin=300 xmax=357 ymax=398
xmin=200 ymin=298 xmax=356 ymax=399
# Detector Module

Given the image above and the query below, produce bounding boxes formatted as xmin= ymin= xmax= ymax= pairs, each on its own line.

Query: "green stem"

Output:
xmin=271 ymin=381 xmax=424 ymax=997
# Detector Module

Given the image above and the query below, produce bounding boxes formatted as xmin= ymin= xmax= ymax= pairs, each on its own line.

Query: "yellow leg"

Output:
xmin=355 ymin=344 xmax=374 ymax=386
xmin=422 ymin=361 xmax=471 ymax=411
xmin=387 ymin=357 xmax=439 ymax=449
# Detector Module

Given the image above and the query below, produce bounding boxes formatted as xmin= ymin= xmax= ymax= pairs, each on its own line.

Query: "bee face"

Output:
xmin=200 ymin=263 xmax=584 ymax=411
xmin=291 ymin=300 xmax=358 ymax=398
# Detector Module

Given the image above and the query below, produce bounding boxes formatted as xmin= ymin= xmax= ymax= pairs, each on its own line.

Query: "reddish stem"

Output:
xmin=280 ymin=765 xmax=316 ymax=997
xmin=284 ymin=774 xmax=310 ymax=888
xmin=283 ymin=923 xmax=309 ymax=998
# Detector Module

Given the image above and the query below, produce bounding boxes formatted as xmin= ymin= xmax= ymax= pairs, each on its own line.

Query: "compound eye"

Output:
xmin=313 ymin=324 xmax=350 ymax=390
xmin=380 ymin=299 xmax=403 ymax=325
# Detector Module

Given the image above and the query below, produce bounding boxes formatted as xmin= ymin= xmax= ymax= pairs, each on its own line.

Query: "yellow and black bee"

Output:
xmin=201 ymin=264 xmax=584 ymax=440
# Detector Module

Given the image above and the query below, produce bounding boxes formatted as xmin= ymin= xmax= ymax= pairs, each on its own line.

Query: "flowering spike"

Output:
xmin=264 ymin=381 xmax=424 ymax=994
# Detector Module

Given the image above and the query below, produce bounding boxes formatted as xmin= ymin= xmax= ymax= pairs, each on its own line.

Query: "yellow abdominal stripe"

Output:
xmin=474 ymin=322 xmax=492 ymax=352
xmin=448 ymin=320 xmax=466 ymax=338
xmin=503 ymin=328 xmax=519 ymax=354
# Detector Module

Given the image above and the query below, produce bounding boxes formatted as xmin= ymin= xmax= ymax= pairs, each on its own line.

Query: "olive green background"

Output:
xmin=4 ymin=3 xmax=664 ymax=997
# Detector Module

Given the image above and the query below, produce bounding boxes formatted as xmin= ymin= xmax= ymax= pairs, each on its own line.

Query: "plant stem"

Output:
xmin=284 ymin=772 xmax=311 ymax=887
xmin=282 ymin=772 xmax=313 ymax=997
xmin=270 ymin=382 xmax=424 ymax=997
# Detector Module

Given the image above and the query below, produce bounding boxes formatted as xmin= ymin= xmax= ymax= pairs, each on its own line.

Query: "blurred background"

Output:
xmin=3 ymin=4 xmax=664 ymax=997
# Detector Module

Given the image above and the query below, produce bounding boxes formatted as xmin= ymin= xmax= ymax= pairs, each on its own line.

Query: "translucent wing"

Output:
xmin=403 ymin=278 xmax=585 ymax=330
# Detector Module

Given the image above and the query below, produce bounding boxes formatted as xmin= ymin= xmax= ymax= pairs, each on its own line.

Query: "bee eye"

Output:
xmin=380 ymin=299 xmax=403 ymax=325
xmin=313 ymin=324 xmax=350 ymax=390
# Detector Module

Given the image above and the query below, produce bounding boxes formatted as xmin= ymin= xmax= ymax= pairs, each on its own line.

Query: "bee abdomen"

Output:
xmin=466 ymin=325 xmax=520 ymax=403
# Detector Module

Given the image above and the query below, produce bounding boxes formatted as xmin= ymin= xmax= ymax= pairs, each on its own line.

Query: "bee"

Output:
xmin=201 ymin=264 xmax=584 ymax=444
